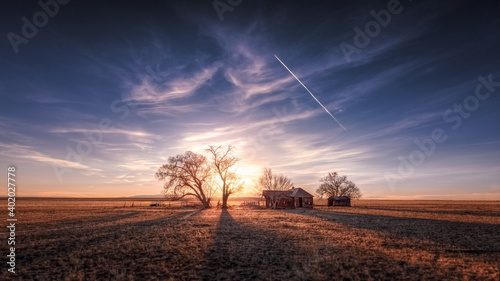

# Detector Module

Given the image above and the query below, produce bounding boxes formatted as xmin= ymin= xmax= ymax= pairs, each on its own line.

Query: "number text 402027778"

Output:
xmin=7 ymin=166 xmax=16 ymax=274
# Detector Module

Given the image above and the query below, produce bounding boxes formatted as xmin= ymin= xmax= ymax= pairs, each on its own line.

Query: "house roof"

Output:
xmin=262 ymin=187 xmax=314 ymax=198
xmin=262 ymin=190 xmax=290 ymax=198
xmin=290 ymin=187 xmax=314 ymax=198
xmin=330 ymin=196 xmax=351 ymax=200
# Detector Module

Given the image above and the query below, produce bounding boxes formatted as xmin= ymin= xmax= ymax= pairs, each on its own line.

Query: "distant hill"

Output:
xmin=127 ymin=194 xmax=164 ymax=198
xmin=126 ymin=194 xmax=262 ymax=201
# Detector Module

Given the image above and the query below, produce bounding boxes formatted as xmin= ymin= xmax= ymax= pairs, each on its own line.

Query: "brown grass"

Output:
xmin=2 ymin=198 xmax=499 ymax=280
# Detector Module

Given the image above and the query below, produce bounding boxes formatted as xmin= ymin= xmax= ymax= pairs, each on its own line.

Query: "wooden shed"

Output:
xmin=328 ymin=196 xmax=351 ymax=207
xmin=262 ymin=188 xmax=314 ymax=209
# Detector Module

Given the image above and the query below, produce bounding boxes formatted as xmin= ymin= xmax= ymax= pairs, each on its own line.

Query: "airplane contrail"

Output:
xmin=274 ymin=54 xmax=348 ymax=132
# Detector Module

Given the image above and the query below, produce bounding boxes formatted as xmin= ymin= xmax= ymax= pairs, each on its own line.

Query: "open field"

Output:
xmin=2 ymin=199 xmax=500 ymax=280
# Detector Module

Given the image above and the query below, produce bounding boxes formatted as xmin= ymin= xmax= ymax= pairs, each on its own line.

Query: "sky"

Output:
xmin=1 ymin=0 xmax=499 ymax=199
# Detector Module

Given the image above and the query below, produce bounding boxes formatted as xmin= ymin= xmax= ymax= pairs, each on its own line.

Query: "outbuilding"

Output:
xmin=328 ymin=196 xmax=351 ymax=207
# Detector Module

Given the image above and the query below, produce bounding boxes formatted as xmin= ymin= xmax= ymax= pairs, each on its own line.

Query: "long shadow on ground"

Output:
xmin=358 ymin=206 xmax=500 ymax=218
xmin=200 ymin=209 xmax=307 ymax=281
xmin=22 ymin=210 xmax=142 ymax=240
xmin=288 ymin=209 xmax=500 ymax=253
xmin=15 ymin=210 xmax=197 ymax=280
xmin=200 ymin=209 xmax=475 ymax=280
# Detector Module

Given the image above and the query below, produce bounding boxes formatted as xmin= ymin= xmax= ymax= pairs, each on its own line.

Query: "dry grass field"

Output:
xmin=2 ymin=198 xmax=499 ymax=280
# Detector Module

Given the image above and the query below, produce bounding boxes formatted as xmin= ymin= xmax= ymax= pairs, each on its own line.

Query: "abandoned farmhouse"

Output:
xmin=262 ymin=187 xmax=314 ymax=209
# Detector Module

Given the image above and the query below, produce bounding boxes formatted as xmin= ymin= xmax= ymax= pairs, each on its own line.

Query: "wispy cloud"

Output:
xmin=125 ymin=63 xmax=221 ymax=105
xmin=182 ymin=108 xmax=318 ymax=143
xmin=50 ymin=127 xmax=154 ymax=138
xmin=0 ymin=142 xmax=101 ymax=172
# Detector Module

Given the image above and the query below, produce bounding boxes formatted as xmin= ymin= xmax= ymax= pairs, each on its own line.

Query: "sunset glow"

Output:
xmin=1 ymin=0 xmax=499 ymax=200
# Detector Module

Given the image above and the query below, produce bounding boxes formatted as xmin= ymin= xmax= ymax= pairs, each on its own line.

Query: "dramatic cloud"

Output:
xmin=0 ymin=0 xmax=498 ymax=198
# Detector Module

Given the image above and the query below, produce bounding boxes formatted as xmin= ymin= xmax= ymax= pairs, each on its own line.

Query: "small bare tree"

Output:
xmin=206 ymin=145 xmax=243 ymax=209
xmin=155 ymin=151 xmax=214 ymax=208
xmin=316 ymin=172 xmax=361 ymax=199
xmin=256 ymin=167 xmax=294 ymax=191
xmin=256 ymin=168 xmax=294 ymax=209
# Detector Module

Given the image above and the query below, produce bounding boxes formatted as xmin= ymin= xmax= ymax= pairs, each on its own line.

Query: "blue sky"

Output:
xmin=1 ymin=0 xmax=499 ymax=198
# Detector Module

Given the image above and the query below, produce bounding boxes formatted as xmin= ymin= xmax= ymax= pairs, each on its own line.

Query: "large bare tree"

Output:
xmin=316 ymin=172 xmax=361 ymax=199
xmin=155 ymin=151 xmax=214 ymax=208
xmin=206 ymin=145 xmax=243 ymax=209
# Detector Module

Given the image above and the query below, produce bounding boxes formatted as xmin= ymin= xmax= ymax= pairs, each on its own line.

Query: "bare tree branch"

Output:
xmin=255 ymin=167 xmax=294 ymax=192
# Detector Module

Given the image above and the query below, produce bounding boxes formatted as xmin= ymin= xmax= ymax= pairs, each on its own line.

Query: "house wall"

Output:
xmin=333 ymin=200 xmax=351 ymax=206
xmin=294 ymin=197 xmax=313 ymax=208
xmin=264 ymin=196 xmax=294 ymax=209
xmin=303 ymin=197 xmax=313 ymax=206
xmin=264 ymin=196 xmax=313 ymax=208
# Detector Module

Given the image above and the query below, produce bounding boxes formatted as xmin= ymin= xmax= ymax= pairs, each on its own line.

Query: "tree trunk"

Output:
xmin=222 ymin=194 xmax=229 ymax=209
xmin=202 ymin=198 xmax=211 ymax=209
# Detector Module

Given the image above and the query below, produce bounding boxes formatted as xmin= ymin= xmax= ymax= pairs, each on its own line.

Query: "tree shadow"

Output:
xmin=200 ymin=209 xmax=471 ymax=280
xmin=22 ymin=210 xmax=194 ymax=252
xmin=287 ymin=209 xmax=500 ymax=253
xmin=200 ymin=209 xmax=305 ymax=280
xmin=17 ymin=210 xmax=197 ymax=280
xmin=358 ymin=206 xmax=500 ymax=218
xmin=22 ymin=210 xmax=142 ymax=240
